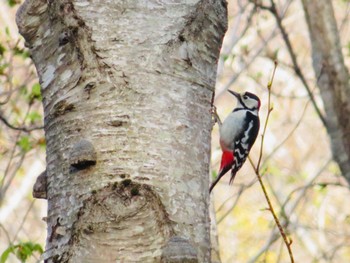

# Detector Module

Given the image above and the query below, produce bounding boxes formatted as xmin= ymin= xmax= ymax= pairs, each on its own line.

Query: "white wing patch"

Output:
xmin=233 ymin=120 xmax=254 ymax=168
xmin=242 ymin=120 xmax=254 ymax=145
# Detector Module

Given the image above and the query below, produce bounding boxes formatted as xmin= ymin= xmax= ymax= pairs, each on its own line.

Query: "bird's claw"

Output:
xmin=211 ymin=105 xmax=222 ymax=127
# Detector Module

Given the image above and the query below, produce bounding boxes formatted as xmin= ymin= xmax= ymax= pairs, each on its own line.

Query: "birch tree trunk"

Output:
xmin=16 ymin=0 xmax=227 ymax=262
xmin=302 ymin=0 xmax=350 ymax=183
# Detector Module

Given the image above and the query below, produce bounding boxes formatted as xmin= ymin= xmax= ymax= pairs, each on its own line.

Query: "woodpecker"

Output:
xmin=210 ymin=90 xmax=261 ymax=193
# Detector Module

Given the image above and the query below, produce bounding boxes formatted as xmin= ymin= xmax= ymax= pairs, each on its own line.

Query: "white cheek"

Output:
xmin=246 ymin=99 xmax=257 ymax=108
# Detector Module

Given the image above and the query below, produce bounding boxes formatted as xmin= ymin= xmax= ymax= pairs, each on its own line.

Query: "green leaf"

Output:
xmin=1 ymin=246 xmax=15 ymax=263
xmin=7 ymin=0 xmax=19 ymax=7
xmin=31 ymin=83 xmax=41 ymax=97
xmin=316 ymin=183 xmax=328 ymax=191
xmin=17 ymin=242 xmax=43 ymax=262
xmin=16 ymin=244 xmax=27 ymax=262
xmin=20 ymin=85 xmax=28 ymax=96
xmin=13 ymin=46 xmax=30 ymax=59
xmin=17 ymin=136 xmax=32 ymax=153
xmin=0 ymin=63 xmax=9 ymax=75
xmin=211 ymin=170 xmax=218 ymax=179
xmin=0 ymin=242 xmax=43 ymax=263
xmin=31 ymin=243 xmax=43 ymax=254
xmin=222 ymin=54 xmax=229 ymax=62
xmin=27 ymin=111 xmax=42 ymax=123
xmin=29 ymin=83 xmax=42 ymax=102
xmin=5 ymin=27 xmax=10 ymax=37
xmin=0 ymin=43 xmax=6 ymax=57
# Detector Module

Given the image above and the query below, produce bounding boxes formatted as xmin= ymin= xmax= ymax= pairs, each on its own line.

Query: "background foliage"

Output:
xmin=0 ymin=0 xmax=350 ymax=262
xmin=0 ymin=1 xmax=45 ymax=262
xmin=212 ymin=0 xmax=350 ymax=262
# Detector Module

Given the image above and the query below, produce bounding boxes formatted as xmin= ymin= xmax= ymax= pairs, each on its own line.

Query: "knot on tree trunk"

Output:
xmin=69 ymin=139 xmax=97 ymax=170
xmin=33 ymin=170 xmax=47 ymax=199
xmin=59 ymin=182 xmax=174 ymax=262
xmin=161 ymin=236 xmax=198 ymax=263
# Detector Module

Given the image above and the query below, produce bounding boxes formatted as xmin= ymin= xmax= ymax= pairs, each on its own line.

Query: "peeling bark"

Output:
xmin=302 ymin=0 xmax=350 ymax=184
xmin=16 ymin=0 xmax=227 ymax=262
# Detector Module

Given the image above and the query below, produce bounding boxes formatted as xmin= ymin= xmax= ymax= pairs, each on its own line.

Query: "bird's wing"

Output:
xmin=230 ymin=114 xmax=260 ymax=184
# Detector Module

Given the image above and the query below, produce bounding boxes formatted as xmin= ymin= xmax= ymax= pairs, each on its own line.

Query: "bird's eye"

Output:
xmin=243 ymin=95 xmax=248 ymax=100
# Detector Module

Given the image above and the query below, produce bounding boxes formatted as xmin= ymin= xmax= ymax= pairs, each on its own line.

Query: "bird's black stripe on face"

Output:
xmin=238 ymin=96 xmax=248 ymax=109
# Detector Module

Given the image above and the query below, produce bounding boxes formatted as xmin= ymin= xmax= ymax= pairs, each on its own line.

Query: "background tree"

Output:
xmin=302 ymin=0 xmax=350 ymax=183
xmin=0 ymin=1 xmax=46 ymax=262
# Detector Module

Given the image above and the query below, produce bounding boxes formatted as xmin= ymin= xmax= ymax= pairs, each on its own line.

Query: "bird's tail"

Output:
xmin=209 ymin=173 xmax=223 ymax=193
xmin=229 ymin=171 xmax=237 ymax=185
xmin=229 ymin=155 xmax=248 ymax=185
xmin=210 ymin=151 xmax=234 ymax=193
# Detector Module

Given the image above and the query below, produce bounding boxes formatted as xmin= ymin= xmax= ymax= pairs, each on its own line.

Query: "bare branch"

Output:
xmin=12 ymin=200 xmax=36 ymax=243
xmin=0 ymin=113 xmax=43 ymax=132
xmin=250 ymin=0 xmax=327 ymax=127
xmin=262 ymin=98 xmax=311 ymax=166
xmin=248 ymin=159 xmax=333 ymax=262
xmin=249 ymin=61 xmax=295 ymax=263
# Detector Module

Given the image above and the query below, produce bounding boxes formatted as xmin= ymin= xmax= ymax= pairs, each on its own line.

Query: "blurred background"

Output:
xmin=212 ymin=0 xmax=350 ymax=262
xmin=0 ymin=0 xmax=350 ymax=262
xmin=0 ymin=1 xmax=46 ymax=262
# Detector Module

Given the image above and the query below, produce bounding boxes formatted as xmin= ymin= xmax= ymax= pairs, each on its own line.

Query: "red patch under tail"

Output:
xmin=219 ymin=151 xmax=234 ymax=173
xmin=210 ymin=151 xmax=234 ymax=193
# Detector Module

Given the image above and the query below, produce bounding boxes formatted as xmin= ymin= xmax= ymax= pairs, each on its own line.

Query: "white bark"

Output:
xmin=16 ymin=0 xmax=227 ymax=262
xmin=302 ymin=0 xmax=350 ymax=183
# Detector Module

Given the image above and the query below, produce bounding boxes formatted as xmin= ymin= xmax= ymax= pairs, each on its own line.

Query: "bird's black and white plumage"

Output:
xmin=210 ymin=90 xmax=260 ymax=193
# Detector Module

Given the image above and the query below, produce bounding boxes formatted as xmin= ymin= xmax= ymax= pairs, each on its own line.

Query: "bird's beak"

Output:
xmin=228 ymin=90 xmax=240 ymax=99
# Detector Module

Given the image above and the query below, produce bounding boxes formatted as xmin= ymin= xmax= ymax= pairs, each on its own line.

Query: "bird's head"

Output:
xmin=228 ymin=90 xmax=261 ymax=111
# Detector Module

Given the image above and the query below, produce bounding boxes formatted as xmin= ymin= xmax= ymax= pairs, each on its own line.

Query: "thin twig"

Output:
xmin=250 ymin=0 xmax=327 ymax=128
xmin=0 ymin=223 xmax=12 ymax=244
xmin=248 ymin=159 xmax=333 ymax=262
xmin=12 ymin=200 xmax=36 ymax=242
xmin=256 ymin=62 xmax=277 ymax=171
xmin=0 ymin=39 xmax=20 ymax=105
xmin=249 ymin=61 xmax=295 ymax=263
xmin=0 ymin=106 xmax=35 ymax=202
xmin=215 ymin=176 xmax=260 ymax=222
xmin=215 ymin=26 xmax=280 ymax=99
xmin=0 ymin=132 xmax=22 ymax=198
xmin=262 ymin=98 xmax=311 ymax=166
xmin=217 ymin=186 xmax=245 ymax=224
xmin=0 ymin=113 xmax=43 ymax=132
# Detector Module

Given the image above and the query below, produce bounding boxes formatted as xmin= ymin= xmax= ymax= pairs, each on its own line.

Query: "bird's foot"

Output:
xmin=210 ymin=105 xmax=222 ymax=128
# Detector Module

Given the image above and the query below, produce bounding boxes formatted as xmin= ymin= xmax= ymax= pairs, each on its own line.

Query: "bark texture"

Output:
xmin=16 ymin=0 xmax=227 ymax=262
xmin=302 ymin=0 xmax=350 ymax=183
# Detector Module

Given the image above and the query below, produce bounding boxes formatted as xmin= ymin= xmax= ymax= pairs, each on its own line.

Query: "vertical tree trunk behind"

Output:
xmin=16 ymin=0 xmax=227 ymax=262
xmin=302 ymin=0 xmax=350 ymax=183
